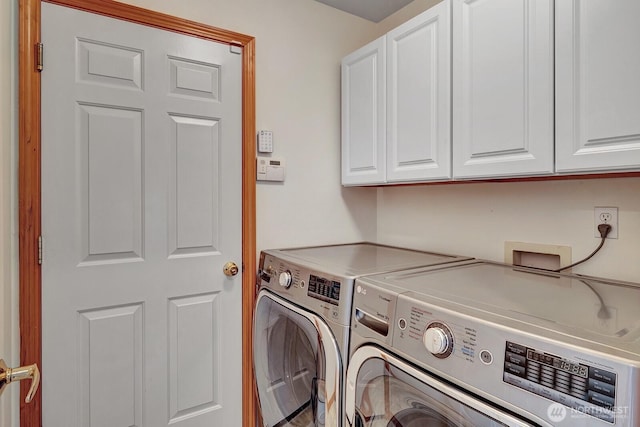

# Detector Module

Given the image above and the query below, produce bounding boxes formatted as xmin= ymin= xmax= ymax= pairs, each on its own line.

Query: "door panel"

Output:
xmin=556 ymin=0 xmax=640 ymax=172
xmin=341 ymin=36 xmax=386 ymax=185
xmin=41 ymin=3 xmax=242 ymax=426
xmin=168 ymin=115 xmax=220 ymax=255
xmin=387 ymin=1 xmax=451 ymax=182
xmin=78 ymin=304 xmax=143 ymax=427
xmin=80 ymin=103 xmax=144 ymax=262
xmin=168 ymin=293 xmax=220 ymax=420
xmin=452 ymin=0 xmax=554 ymax=179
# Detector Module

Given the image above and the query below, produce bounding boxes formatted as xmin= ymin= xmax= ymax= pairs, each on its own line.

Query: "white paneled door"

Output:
xmin=41 ymin=3 xmax=242 ymax=426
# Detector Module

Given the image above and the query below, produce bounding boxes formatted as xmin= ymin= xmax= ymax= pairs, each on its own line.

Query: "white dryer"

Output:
xmin=253 ymin=242 xmax=471 ymax=427
xmin=347 ymin=260 xmax=640 ymax=427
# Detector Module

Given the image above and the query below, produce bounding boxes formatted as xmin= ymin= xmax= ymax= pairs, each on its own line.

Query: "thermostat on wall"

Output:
xmin=257 ymin=157 xmax=285 ymax=182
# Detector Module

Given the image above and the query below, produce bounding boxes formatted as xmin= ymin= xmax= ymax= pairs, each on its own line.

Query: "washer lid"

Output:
xmin=271 ymin=242 xmax=469 ymax=277
xmin=368 ymin=261 xmax=640 ymax=355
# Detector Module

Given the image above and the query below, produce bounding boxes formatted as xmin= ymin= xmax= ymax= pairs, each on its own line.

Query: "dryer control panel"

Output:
xmin=308 ymin=274 xmax=341 ymax=305
xmin=258 ymin=252 xmax=353 ymax=327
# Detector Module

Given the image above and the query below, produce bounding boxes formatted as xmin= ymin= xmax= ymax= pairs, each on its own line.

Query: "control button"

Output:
xmin=594 ymin=411 xmax=615 ymax=424
xmin=506 ymin=341 xmax=527 ymax=356
xmin=423 ymin=322 xmax=454 ymax=358
xmin=424 ymin=328 xmax=449 ymax=354
xmin=278 ymin=271 xmax=292 ymax=288
xmin=588 ymin=391 xmax=615 ymax=409
xmin=356 ymin=285 xmax=362 ymax=293
xmin=480 ymin=350 xmax=493 ymax=365
xmin=588 ymin=379 xmax=616 ymax=398
xmin=299 ymin=280 xmax=305 ymax=288
xmin=504 ymin=362 xmax=526 ymax=377
xmin=398 ymin=318 xmax=407 ymax=330
xmin=588 ymin=367 xmax=616 ymax=386
xmin=504 ymin=352 xmax=526 ymax=366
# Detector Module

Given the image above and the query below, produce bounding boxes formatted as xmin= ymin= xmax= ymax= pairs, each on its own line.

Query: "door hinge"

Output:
xmin=38 ymin=236 xmax=43 ymax=265
xmin=36 ymin=43 xmax=44 ymax=72
xmin=229 ymin=41 xmax=242 ymax=55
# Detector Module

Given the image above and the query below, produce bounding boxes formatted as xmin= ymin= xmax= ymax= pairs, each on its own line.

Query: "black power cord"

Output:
xmin=578 ymin=278 xmax=611 ymax=319
xmin=554 ymin=223 xmax=612 ymax=272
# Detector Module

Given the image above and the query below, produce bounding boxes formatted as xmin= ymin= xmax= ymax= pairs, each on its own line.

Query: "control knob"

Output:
xmin=278 ymin=270 xmax=293 ymax=288
xmin=423 ymin=322 xmax=454 ymax=358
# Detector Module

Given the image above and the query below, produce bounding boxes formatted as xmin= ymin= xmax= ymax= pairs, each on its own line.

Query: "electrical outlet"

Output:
xmin=594 ymin=207 xmax=618 ymax=239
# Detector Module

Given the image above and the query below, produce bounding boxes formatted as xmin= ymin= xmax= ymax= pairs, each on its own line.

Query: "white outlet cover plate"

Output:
xmin=594 ymin=207 xmax=618 ymax=239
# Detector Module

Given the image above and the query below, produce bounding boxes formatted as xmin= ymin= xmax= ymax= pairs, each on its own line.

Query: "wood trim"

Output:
xmin=18 ymin=0 xmax=42 ymax=425
xmin=368 ymin=171 xmax=640 ymax=188
xmin=18 ymin=1 xmax=257 ymax=425
xmin=44 ymin=0 xmax=253 ymax=45
xmin=241 ymin=37 xmax=259 ymax=427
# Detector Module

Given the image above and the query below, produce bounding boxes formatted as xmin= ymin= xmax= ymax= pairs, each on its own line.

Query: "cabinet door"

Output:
xmin=556 ymin=0 xmax=640 ymax=173
xmin=387 ymin=1 xmax=451 ymax=182
xmin=452 ymin=0 xmax=554 ymax=179
xmin=341 ymin=36 xmax=386 ymax=185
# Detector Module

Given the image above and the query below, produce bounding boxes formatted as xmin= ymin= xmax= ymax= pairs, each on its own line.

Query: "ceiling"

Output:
xmin=314 ymin=0 xmax=416 ymax=22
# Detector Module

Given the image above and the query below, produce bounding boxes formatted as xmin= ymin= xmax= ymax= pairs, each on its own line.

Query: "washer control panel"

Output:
xmin=503 ymin=341 xmax=617 ymax=424
xmin=388 ymin=292 xmax=631 ymax=426
xmin=393 ymin=295 xmax=477 ymax=364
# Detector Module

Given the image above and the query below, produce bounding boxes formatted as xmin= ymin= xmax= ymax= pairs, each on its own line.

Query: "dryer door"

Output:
xmin=254 ymin=290 xmax=342 ymax=427
xmin=346 ymin=346 xmax=547 ymax=427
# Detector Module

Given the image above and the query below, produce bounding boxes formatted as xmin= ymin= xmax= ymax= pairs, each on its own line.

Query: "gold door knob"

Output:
xmin=0 ymin=359 xmax=40 ymax=403
xmin=223 ymin=261 xmax=239 ymax=277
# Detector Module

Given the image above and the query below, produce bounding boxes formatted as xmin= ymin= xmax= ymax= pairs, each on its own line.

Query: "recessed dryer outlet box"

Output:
xmin=505 ymin=242 xmax=572 ymax=271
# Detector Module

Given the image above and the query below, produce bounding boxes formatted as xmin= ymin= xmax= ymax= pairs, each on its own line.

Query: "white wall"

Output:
xmin=117 ymin=0 xmax=381 ymax=252
xmin=377 ymin=178 xmax=640 ymax=283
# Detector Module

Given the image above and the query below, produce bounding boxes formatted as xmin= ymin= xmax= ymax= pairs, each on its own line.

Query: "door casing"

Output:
xmin=17 ymin=0 xmax=257 ymax=425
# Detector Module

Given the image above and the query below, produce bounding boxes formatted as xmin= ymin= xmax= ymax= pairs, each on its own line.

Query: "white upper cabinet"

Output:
xmin=341 ymin=36 xmax=386 ymax=185
xmin=386 ymin=1 xmax=452 ymax=182
xmin=556 ymin=0 xmax=640 ymax=173
xmin=341 ymin=1 xmax=451 ymax=185
xmin=452 ymin=0 xmax=554 ymax=179
xmin=342 ymin=0 xmax=640 ymax=185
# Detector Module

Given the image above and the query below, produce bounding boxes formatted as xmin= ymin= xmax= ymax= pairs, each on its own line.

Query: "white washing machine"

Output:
xmin=346 ymin=260 xmax=640 ymax=426
xmin=253 ymin=242 xmax=471 ymax=427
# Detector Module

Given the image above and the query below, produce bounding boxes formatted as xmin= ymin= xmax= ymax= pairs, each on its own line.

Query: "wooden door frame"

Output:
xmin=18 ymin=0 xmax=257 ymax=425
